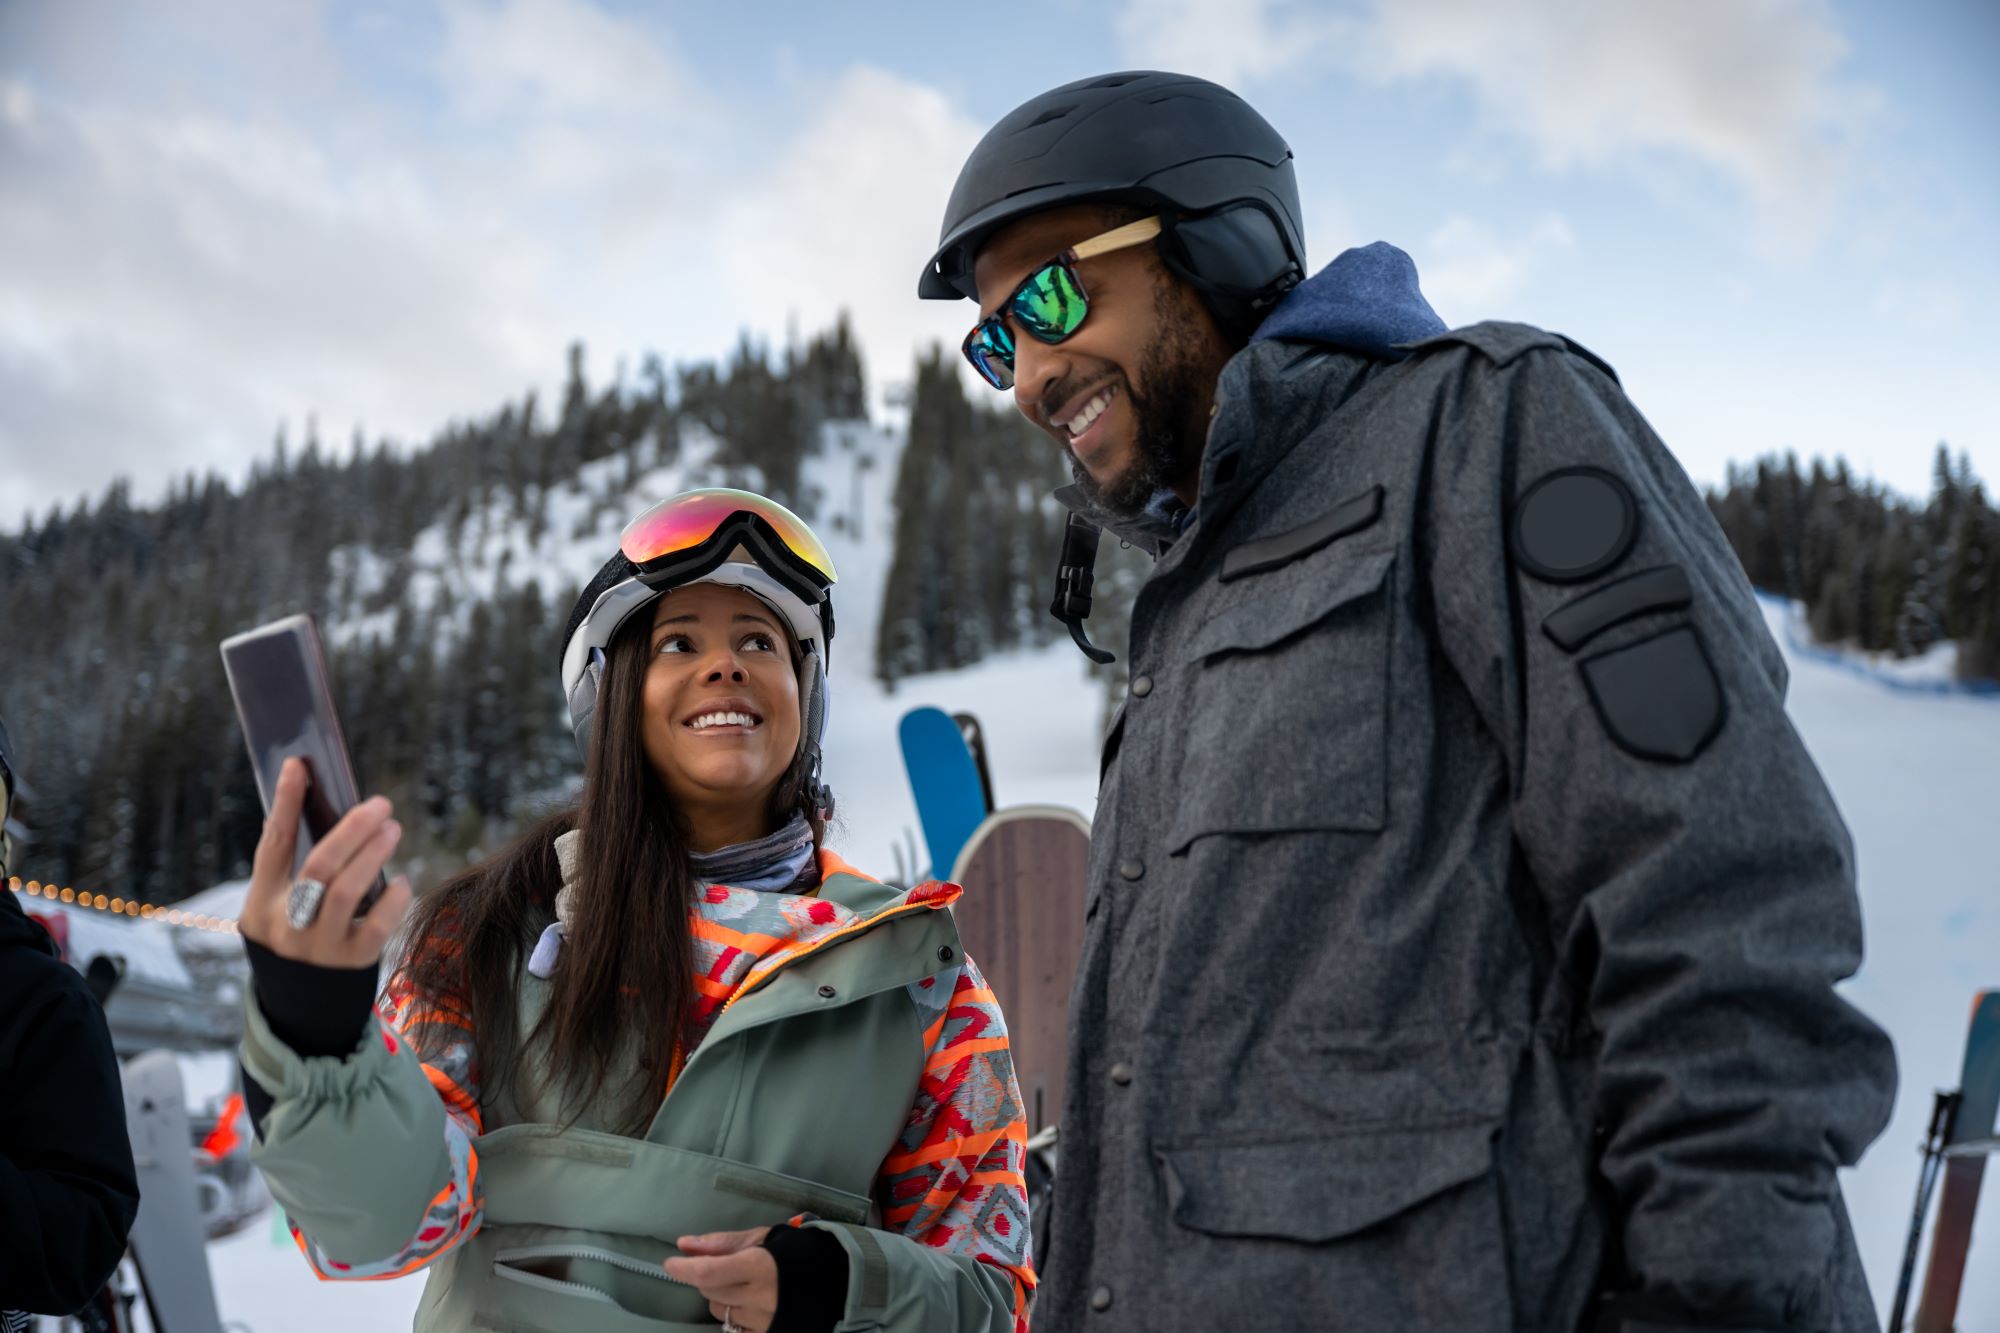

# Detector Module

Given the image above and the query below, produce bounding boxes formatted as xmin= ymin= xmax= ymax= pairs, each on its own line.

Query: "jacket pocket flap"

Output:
xmin=1188 ymin=548 xmax=1394 ymax=660
xmin=1158 ymin=1122 xmax=1496 ymax=1243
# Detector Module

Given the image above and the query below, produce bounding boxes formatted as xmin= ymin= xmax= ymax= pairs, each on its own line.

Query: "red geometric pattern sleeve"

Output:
xmin=879 ymin=954 xmax=1037 ymax=1329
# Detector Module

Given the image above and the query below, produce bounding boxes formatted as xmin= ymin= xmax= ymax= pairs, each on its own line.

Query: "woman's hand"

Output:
xmin=238 ymin=756 xmax=412 ymax=967
xmin=665 ymin=1227 xmax=777 ymax=1332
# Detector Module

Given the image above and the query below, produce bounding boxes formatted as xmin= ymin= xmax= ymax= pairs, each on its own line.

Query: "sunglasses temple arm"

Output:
xmin=1049 ymin=512 xmax=1116 ymax=666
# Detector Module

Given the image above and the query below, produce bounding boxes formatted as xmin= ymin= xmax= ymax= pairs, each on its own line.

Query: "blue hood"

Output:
xmin=1251 ymin=241 xmax=1445 ymax=357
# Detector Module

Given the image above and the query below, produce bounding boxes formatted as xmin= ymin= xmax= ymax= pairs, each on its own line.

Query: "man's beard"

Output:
xmin=1067 ymin=284 xmax=1216 ymax=521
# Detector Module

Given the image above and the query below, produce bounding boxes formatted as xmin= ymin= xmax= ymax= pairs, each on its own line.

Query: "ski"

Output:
xmin=950 ymin=711 xmax=996 ymax=814
xmin=897 ymin=706 xmax=988 ymax=878
xmin=1911 ymin=989 xmax=1999 ymax=1333
xmin=120 ymin=1050 xmax=225 ymax=1333
xmin=949 ymin=805 xmax=1092 ymax=1137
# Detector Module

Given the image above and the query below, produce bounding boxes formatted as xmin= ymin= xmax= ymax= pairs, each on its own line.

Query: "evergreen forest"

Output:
xmin=1 ymin=322 xmax=1992 ymax=905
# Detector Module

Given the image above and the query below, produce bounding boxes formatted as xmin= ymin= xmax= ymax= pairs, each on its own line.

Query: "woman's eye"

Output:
xmin=656 ymin=635 xmax=694 ymax=654
xmin=743 ymin=633 xmax=776 ymax=652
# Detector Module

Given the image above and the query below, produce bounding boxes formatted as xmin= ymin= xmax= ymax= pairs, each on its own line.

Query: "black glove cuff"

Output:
xmin=762 ymin=1224 xmax=850 ymax=1333
xmin=243 ymin=936 xmax=379 ymax=1058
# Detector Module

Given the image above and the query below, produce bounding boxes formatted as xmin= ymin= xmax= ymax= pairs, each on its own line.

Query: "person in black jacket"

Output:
xmin=0 ymin=716 xmax=141 ymax=1319
xmin=919 ymin=71 xmax=1897 ymax=1332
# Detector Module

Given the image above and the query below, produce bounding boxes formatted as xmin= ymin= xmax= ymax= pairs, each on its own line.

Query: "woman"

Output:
xmin=235 ymin=490 xmax=1035 ymax=1333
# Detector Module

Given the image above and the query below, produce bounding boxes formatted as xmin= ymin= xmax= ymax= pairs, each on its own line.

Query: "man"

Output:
xmin=0 ymin=716 xmax=141 ymax=1323
xmin=919 ymin=71 xmax=1898 ymax=1331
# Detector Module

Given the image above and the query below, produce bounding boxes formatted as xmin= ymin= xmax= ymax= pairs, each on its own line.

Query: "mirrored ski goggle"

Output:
xmin=619 ymin=488 xmax=837 ymax=592
xmin=961 ymin=215 xmax=1162 ymax=390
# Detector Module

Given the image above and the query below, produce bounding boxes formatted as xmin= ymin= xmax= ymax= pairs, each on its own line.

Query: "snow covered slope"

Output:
xmin=194 ymin=497 xmax=1997 ymax=1329
xmin=1763 ymin=592 xmax=2000 ymax=1323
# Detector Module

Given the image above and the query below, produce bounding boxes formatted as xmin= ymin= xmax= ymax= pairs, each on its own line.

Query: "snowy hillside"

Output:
xmin=1764 ymin=592 xmax=2000 ymax=1323
xmin=178 ymin=461 xmax=1996 ymax=1328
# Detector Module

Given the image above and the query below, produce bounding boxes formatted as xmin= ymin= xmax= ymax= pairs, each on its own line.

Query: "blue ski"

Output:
xmin=897 ymin=706 xmax=988 ymax=879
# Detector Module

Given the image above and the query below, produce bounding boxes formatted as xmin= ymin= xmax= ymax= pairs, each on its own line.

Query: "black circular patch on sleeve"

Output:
xmin=1511 ymin=467 xmax=1638 ymax=584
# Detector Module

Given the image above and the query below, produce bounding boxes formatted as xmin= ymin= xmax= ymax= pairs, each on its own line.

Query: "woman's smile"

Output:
xmin=681 ymin=697 xmax=765 ymax=735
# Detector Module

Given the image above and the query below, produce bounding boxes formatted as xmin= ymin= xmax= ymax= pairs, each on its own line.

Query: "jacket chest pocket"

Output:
xmin=1169 ymin=547 xmax=1394 ymax=851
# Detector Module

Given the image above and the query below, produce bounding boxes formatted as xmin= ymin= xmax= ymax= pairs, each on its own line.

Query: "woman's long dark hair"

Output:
xmin=396 ymin=600 xmax=825 ymax=1136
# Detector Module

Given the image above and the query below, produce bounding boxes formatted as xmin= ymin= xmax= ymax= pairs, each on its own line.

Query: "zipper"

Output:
xmin=493 ymin=1243 xmax=694 ymax=1288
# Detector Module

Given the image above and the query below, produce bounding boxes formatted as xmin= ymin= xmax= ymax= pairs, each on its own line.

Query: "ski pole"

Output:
xmin=1888 ymin=1089 xmax=1959 ymax=1333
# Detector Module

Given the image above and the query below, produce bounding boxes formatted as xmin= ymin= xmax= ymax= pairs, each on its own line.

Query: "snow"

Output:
xmin=1761 ymin=593 xmax=2000 ymax=1323
xmin=173 ymin=879 xmax=252 ymax=955
xmin=22 ymin=901 xmax=194 ymax=989
xmin=182 ymin=453 xmax=1996 ymax=1328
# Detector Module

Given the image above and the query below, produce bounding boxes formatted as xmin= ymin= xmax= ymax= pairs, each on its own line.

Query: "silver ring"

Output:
xmin=286 ymin=877 xmax=329 ymax=929
xmin=720 ymin=1309 xmax=742 ymax=1333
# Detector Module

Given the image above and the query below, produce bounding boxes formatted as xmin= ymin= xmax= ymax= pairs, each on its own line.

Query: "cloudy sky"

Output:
xmin=2 ymin=0 xmax=1995 ymax=520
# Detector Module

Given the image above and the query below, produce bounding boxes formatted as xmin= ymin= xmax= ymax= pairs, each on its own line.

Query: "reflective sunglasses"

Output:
xmin=619 ymin=488 xmax=837 ymax=598
xmin=961 ymin=215 xmax=1163 ymax=390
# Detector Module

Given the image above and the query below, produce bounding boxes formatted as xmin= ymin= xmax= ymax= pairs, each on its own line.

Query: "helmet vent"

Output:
xmin=1086 ymin=74 xmax=1142 ymax=89
xmin=1024 ymin=104 xmax=1076 ymax=130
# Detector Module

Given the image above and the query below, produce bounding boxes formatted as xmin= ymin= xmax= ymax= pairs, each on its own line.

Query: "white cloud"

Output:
xmin=0 ymin=4 xmax=1001 ymax=517
xmin=706 ymin=66 xmax=986 ymax=406
xmin=436 ymin=0 xmax=691 ymax=123
xmin=1416 ymin=212 xmax=1575 ymax=322
xmin=1114 ymin=0 xmax=1344 ymax=87
xmin=1349 ymin=0 xmax=1879 ymax=253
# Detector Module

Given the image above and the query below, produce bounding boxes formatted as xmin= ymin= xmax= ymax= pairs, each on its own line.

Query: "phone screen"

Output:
xmin=221 ymin=614 xmax=388 ymax=922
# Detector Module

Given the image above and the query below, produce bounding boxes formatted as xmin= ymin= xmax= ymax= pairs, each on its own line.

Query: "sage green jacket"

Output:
xmin=241 ymin=861 xmax=1031 ymax=1332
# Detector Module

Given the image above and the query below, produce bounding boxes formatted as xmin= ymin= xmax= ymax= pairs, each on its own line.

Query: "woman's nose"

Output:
xmin=702 ymin=651 xmax=746 ymax=683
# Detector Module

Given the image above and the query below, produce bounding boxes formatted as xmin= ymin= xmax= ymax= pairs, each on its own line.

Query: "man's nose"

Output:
xmin=1012 ymin=332 xmax=1069 ymax=425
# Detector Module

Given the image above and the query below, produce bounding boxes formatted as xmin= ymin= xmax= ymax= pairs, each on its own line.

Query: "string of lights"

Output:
xmin=7 ymin=876 xmax=241 ymax=935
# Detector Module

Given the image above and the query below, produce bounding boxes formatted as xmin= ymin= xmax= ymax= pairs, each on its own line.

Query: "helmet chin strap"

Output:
xmin=798 ymin=645 xmax=835 ymax=822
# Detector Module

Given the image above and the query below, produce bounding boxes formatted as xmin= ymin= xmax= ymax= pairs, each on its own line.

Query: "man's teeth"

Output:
xmin=1067 ymin=388 xmax=1115 ymax=437
xmin=689 ymin=711 xmax=758 ymax=730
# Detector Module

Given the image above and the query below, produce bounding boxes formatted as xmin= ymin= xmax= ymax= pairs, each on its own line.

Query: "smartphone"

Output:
xmin=220 ymin=613 xmax=388 ymax=923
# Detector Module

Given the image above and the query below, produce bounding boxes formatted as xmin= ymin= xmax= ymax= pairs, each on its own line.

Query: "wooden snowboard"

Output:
xmin=949 ymin=805 xmax=1092 ymax=1135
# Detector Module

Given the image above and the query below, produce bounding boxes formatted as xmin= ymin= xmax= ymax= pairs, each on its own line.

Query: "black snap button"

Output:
xmin=1090 ymin=1285 xmax=1114 ymax=1311
xmin=938 ymin=945 xmax=954 ymax=962
xmin=816 ymin=984 xmax=837 ymax=999
xmin=1130 ymin=674 xmax=1153 ymax=698
xmin=1118 ymin=859 xmax=1144 ymax=881
xmin=1109 ymin=1062 xmax=1134 ymax=1086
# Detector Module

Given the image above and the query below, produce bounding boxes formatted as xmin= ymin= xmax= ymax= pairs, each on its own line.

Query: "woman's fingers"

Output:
xmin=676 ymin=1228 xmax=767 ymax=1256
xmin=289 ymin=819 xmax=401 ymax=964
xmin=248 ymin=758 xmax=307 ymax=889
xmin=319 ymin=818 xmax=400 ymax=921
xmin=665 ymin=1241 xmax=777 ymax=1323
xmin=297 ymin=794 xmax=395 ymax=888
xmin=347 ymin=875 xmax=413 ymax=965
xmin=708 ymin=1300 xmax=770 ymax=1333
xmin=242 ymin=758 xmax=310 ymax=947
xmin=241 ymin=758 xmax=401 ymax=962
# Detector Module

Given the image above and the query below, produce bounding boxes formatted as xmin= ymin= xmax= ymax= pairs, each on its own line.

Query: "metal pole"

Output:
xmin=1889 ymin=1090 xmax=1959 ymax=1333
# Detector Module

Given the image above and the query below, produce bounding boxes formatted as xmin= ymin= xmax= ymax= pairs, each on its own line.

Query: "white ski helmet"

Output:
xmin=559 ymin=489 xmax=837 ymax=814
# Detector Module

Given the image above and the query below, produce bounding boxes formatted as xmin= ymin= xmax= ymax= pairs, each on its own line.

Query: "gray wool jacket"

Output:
xmin=1039 ymin=322 xmax=1898 ymax=1333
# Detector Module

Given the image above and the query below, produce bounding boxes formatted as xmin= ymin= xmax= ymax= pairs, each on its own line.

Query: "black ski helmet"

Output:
xmin=920 ymin=71 xmax=1306 ymax=336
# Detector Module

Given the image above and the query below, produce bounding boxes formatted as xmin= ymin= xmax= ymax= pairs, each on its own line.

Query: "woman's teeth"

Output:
xmin=1067 ymin=387 xmax=1115 ymax=437
xmin=688 ymin=711 xmax=758 ymax=730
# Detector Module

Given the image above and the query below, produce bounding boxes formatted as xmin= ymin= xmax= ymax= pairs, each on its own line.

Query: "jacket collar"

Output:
xmin=1053 ymin=339 xmax=1383 ymax=564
